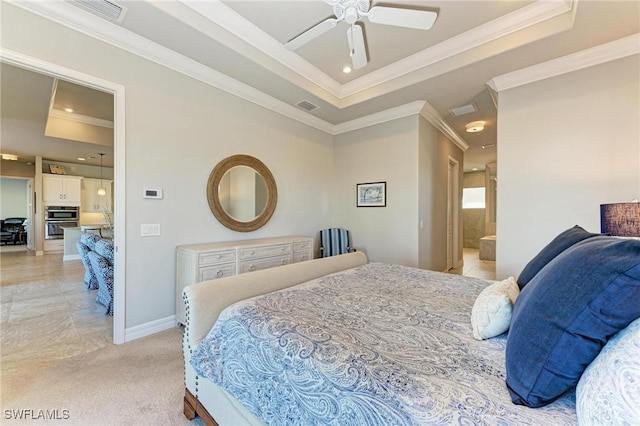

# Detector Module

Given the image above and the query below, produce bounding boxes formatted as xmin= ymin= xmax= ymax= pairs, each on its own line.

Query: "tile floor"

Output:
xmin=450 ymin=247 xmax=497 ymax=281
xmin=0 ymin=250 xmax=112 ymax=382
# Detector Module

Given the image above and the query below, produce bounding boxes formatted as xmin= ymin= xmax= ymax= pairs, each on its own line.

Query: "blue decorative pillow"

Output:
xmin=516 ymin=225 xmax=602 ymax=289
xmin=576 ymin=317 xmax=640 ymax=424
xmin=506 ymin=236 xmax=640 ymax=408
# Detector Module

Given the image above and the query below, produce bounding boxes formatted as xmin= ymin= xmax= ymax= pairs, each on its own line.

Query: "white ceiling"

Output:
xmin=1 ymin=0 xmax=639 ymax=171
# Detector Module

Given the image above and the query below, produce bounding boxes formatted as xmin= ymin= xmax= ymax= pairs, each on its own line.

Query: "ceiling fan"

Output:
xmin=285 ymin=0 xmax=438 ymax=70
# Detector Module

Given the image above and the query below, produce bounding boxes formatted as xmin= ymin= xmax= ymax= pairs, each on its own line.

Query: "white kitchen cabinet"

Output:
xmin=175 ymin=236 xmax=314 ymax=325
xmin=42 ymin=174 xmax=83 ymax=206
xmin=81 ymin=178 xmax=113 ymax=212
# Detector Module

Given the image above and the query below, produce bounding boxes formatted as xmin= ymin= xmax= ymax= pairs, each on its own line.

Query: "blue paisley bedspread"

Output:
xmin=190 ymin=263 xmax=577 ymax=425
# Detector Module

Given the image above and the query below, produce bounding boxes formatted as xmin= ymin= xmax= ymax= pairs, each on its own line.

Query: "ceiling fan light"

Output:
xmin=344 ymin=7 xmax=357 ymax=24
xmin=465 ymin=121 xmax=485 ymax=133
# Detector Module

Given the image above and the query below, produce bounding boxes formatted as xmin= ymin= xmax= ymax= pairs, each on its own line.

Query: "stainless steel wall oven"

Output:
xmin=44 ymin=206 xmax=79 ymax=240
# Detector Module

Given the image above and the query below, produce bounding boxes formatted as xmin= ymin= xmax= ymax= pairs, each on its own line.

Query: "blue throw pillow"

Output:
xmin=505 ymin=236 xmax=640 ymax=408
xmin=516 ymin=225 xmax=602 ymax=289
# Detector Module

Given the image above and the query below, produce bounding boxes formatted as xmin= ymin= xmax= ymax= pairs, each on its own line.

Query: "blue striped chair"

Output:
xmin=319 ymin=228 xmax=356 ymax=257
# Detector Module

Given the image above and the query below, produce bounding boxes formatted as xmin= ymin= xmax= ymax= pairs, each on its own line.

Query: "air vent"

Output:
xmin=295 ymin=100 xmax=319 ymax=112
xmin=72 ymin=0 xmax=127 ymax=23
xmin=449 ymin=103 xmax=477 ymax=117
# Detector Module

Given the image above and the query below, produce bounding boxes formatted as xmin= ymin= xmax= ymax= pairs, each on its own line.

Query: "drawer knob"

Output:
xmin=249 ymin=265 xmax=256 ymax=271
xmin=281 ymin=259 xmax=286 ymax=264
xmin=249 ymin=251 xmax=255 ymax=255
xmin=216 ymin=270 xmax=223 ymax=278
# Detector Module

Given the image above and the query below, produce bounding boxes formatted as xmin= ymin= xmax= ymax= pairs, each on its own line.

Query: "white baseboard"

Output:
xmin=124 ymin=315 xmax=177 ymax=342
xmin=63 ymin=254 xmax=80 ymax=261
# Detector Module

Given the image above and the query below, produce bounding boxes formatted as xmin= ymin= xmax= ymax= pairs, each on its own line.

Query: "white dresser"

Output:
xmin=175 ymin=236 xmax=314 ymax=325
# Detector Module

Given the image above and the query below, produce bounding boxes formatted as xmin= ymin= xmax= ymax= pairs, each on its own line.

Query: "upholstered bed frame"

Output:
xmin=182 ymin=252 xmax=369 ymax=425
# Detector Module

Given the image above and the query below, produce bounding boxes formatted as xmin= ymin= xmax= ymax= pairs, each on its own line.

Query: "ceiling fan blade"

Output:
xmin=285 ymin=18 xmax=338 ymax=51
xmin=347 ymin=25 xmax=367 ymax=70
xmin=367 ymin=6 xmax=437 ymax=30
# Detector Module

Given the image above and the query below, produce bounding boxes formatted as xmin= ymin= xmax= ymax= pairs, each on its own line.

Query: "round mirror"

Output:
xmin=207 ymin=155 xmax=277 ymax=232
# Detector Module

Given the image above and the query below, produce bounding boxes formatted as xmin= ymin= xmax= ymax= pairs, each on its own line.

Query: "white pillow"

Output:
xmin=471 ymin=276 xmax=519 ymax=340
xmin=576 ymin=317 xmax=640 ymax=425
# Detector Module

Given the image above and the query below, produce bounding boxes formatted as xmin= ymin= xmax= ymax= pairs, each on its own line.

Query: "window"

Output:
xmin=463 ymin=187 xmax=486 ymax=209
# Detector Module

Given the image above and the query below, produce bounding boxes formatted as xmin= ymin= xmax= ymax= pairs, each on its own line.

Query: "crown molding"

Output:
xmin=7 ymin=0 xmax=336 ymax=133
xmin=332 ymin=101 xmax=426 ymax=135
xmin=176 ymin=1 xmax=342 ymax=99
xmin=48 ymin=109 xmax=114 ymax=128
xmin=170 ymin=0 xmax=575 ymax=103
xmin=6 ymin=1 xmax=452 ymax=137
xmin=339 ymin=0 xmax=574 ymax=98
xmin=419 ymin=104 xmax=469 ymax=152
xmin=487 ymin=33 xmax=640 ymax=92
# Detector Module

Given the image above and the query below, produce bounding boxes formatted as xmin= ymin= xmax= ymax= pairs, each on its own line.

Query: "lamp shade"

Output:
xmin=600 ymin=202 xmax=640 ymax=237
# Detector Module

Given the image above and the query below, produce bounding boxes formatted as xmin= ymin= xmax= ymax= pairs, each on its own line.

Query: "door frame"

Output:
xmin=447 ymin=157 xmax=461 ymax=269
xmin=1 ymin=48 xmax=127 ymax=344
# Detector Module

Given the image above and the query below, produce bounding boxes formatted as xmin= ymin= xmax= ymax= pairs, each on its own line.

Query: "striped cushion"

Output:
xmin=319 ymin=228 xmax=353 ymax=257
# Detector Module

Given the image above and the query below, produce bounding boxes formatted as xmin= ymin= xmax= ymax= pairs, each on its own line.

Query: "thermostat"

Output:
xmin=143 ymin=188 xmax=163 ymax=199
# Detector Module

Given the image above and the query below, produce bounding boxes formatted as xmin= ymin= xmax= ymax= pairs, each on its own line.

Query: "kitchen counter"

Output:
xmin=62 ymin=227 xmax=82 ymax=261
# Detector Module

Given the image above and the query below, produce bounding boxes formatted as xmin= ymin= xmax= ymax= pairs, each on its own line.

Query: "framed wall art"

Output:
xmin=357 ymin=181 xmax=386 ymax=207
xmin=49 ymin=165 xmax=67 ymax=175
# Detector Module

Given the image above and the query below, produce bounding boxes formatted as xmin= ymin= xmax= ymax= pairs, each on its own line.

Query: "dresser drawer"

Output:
xmin=238 ymin=243 xmax=291 ymax=260
xmin=293 ymin=252 xmax=312 ymax=263
xmin=198 ymin=263 xmax=236 ymax=281
xmin=199 ymin=249 xmax=236 ymax=266
xmin=239 ymin=254 xmax=291 ymax=274
xmin=293 ymin=239 xmax=313 ymax=253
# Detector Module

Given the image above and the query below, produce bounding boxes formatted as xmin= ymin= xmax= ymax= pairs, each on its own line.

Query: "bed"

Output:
xmin=182 ymin=228 xmax=640 ymax=426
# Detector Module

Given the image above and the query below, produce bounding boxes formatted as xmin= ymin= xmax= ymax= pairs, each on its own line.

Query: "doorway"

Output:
xmin=1 ymin=50 xmax=126 ymax=344
xmin=0 ymin=176 xmax=33 ymax=251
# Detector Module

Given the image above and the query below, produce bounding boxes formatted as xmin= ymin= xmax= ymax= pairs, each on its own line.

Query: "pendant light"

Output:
xmin=97 ymin=153 xmax=106 ymax=196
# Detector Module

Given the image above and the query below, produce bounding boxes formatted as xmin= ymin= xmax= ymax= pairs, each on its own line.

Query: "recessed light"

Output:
xmin=342 ymin=65 xmax=352 ymax=73
xmin=64 ymin=107 xmax=74 ymax=113
xmin=465 ymin=121 xmax=485 ymax=132
xmin=77 ymin=157 xmax=86 ymax=161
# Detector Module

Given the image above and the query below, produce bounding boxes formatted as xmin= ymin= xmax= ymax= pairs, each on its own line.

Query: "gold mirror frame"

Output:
xmin=207 ymin=155 xmax=277 ymax=232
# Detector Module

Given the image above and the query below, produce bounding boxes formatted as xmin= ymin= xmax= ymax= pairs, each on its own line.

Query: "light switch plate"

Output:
xmin=141 ymin=223 xmax=160 ymax=236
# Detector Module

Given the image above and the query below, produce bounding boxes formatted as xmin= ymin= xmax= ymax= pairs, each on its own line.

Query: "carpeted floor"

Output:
xmin=1 ymin=327 xmax=204 ymax=425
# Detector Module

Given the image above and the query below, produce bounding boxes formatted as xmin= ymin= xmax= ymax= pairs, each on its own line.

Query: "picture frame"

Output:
xmin=49 ymin=165 xmax=67 ymax=175
xmin=357 ymin=181 xmax=386 ymax=207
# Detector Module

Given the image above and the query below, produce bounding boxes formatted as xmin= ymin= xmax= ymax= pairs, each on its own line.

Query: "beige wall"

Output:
xmin=496 ymin=55 xmax=640 ymax=279
xmin=332 ymin=116 xmax=419 ymax=266
xmin=332 ymin=115 xmax=463 ymax=270
xmin=418 ymin=116 xmax=464 ymax=271
xmin=1 ymin=4 xmax=334 ymax=328
xmin=0 ymin=160 xmax=35 ymax=178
